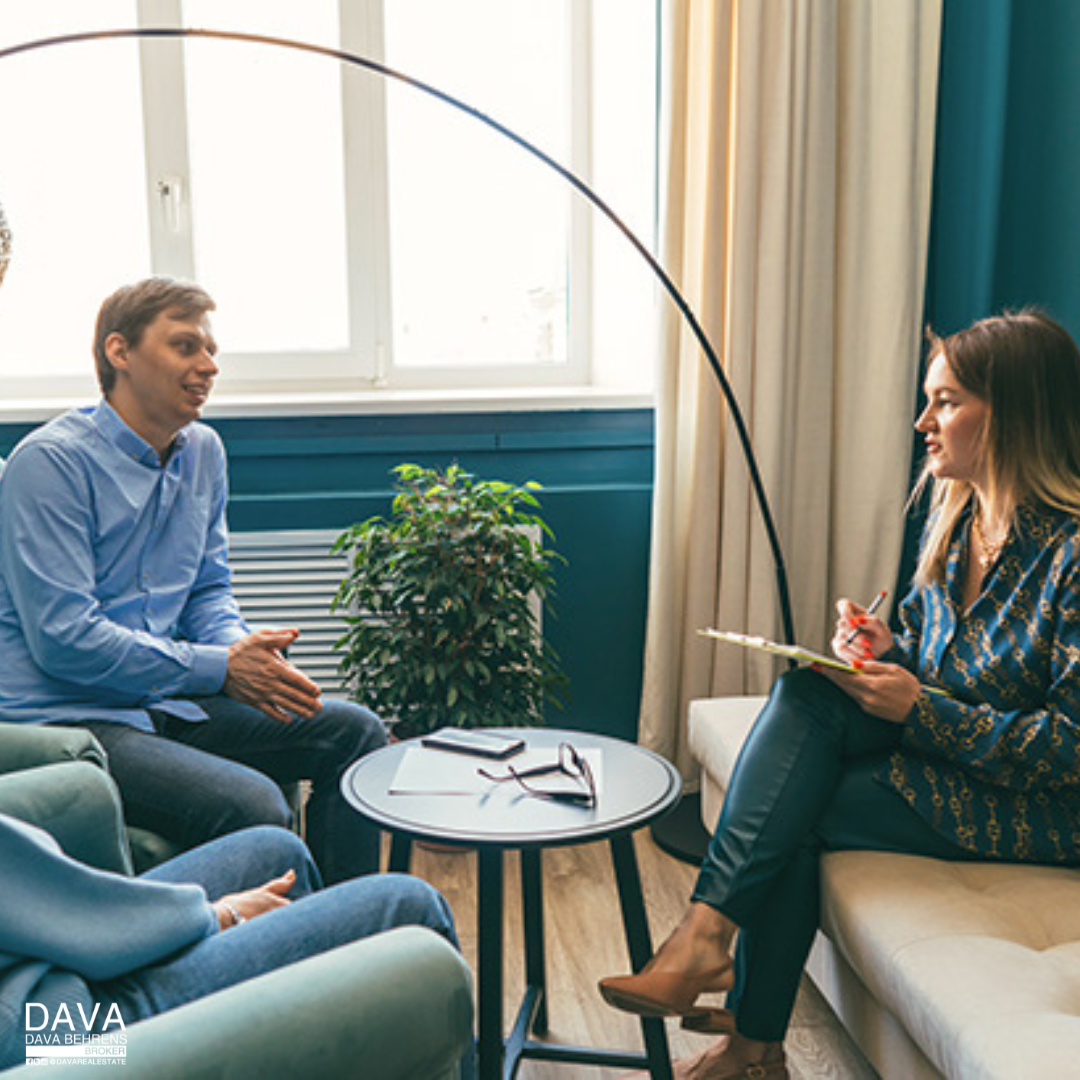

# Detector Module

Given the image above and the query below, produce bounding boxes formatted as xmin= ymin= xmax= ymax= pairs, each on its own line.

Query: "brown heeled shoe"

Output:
xmin=598 ymin=964 xmax=735 ymax=1032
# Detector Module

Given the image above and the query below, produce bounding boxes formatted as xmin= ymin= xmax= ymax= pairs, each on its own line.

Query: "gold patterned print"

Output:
xmin=883 ymin=505 xmax=1080 ymax=863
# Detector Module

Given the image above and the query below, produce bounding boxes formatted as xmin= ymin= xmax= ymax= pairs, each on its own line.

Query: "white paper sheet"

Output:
xmin=389 ymin=745 xmax=603 ymax=797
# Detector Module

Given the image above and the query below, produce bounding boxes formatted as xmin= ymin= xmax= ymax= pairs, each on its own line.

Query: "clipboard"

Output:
xmin=699 ymin=628 xmax=953 ymax=697
xmin=698 ymin=628 xmax=857 ymax=673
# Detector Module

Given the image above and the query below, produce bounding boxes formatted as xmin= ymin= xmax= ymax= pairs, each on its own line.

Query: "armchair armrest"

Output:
xmin=0 ymin=760 xmax=133 ymax=875
xmin=0 ymin=723 xmax=107 ymax=775
xmin=10 ymin=926 xmax=475 ymax=1079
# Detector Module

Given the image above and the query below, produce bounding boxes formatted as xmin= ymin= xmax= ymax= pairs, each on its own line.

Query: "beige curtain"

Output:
xmin=640 ymin=0 xmax=943 ymax=775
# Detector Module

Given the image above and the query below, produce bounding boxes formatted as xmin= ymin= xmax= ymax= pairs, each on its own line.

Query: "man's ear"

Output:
xmin=104 ymin=332 xmax=131 ymax=373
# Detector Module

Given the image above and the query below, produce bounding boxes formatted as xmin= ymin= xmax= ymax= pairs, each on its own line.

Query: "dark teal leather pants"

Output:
xmin=692 ymin=668 xmax=974 ymax=1041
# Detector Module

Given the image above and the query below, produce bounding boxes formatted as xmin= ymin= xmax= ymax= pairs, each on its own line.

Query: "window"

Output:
xmin=0 ymin=1 xmax=150 ymax=404
xmin=0 ymin=1 xmax=657 ymax=405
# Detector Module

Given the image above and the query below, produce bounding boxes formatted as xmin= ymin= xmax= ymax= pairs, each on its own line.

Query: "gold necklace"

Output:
xmin=971 ymin=515 xmax=1008 ymax=572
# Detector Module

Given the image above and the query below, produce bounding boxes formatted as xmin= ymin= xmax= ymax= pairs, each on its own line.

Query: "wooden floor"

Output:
xmin=406 ymin=832 xmax=727 ymax=1078
xmin=406 ymin=833 xmax=878 ymax=1079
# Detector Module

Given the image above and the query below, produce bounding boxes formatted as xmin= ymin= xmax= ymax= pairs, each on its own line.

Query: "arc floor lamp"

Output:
xmin=0 ymin=25 xmax=794 ymax=650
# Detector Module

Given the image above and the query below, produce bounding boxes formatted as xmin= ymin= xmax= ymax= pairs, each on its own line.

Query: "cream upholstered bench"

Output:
xmin=688 ymin=695 xmax=1080 ymax=1079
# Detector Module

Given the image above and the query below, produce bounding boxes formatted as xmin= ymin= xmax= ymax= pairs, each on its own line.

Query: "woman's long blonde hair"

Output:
xmin=914 ymin=309 xmax=1080 ymax=585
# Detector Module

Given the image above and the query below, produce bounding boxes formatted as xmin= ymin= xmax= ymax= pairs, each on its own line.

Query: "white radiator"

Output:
xmin=229 ymin=529 xmax=349 ymax=696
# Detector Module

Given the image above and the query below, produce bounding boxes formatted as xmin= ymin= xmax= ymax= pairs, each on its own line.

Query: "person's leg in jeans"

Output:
xmin=115 ymin=828 xmax=471 ymax=1076
xmin=81 ymin=698 xmax=387 ymax=881
xmin=159 ymin=695 xmax=388 ymax=882
xmin=79 ymin=721 xmax=296 ymax=850
xmin=109 ymin=825 xmax=460 ymax=1009
xmin=27 ymin=828 xmax=474 ymax=1078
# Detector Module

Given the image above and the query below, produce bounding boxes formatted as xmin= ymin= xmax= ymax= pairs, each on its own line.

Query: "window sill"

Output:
xmin=206 ymin=385 xmax=654 ymax=418
xmin=0 ymin=386 xmax=653 ymax=425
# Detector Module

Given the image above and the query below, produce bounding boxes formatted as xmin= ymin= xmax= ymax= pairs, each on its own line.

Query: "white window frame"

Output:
xmin=133 ymin=0 xmax=604 ymax=397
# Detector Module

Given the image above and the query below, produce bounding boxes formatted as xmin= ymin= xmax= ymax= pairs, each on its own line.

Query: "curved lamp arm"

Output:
xmin=0 ymin=25 xmax=795 ymax=645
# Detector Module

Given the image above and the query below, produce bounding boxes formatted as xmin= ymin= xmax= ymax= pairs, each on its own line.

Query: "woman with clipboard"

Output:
xmin=599 ymin=310 xmax=1080 ymax=1079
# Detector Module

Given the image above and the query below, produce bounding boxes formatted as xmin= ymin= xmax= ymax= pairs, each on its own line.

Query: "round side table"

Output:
xmin=343 ymin=727 xmax=682 ymax=1080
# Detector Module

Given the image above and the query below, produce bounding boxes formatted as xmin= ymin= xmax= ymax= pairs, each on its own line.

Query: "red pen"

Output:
xmin=844 ymin=590 xmax=887 ymax=646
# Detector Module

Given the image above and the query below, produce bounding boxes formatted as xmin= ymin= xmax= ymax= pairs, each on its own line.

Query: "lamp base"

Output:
xmin=649 ymin=791 xmax=710 ymax=865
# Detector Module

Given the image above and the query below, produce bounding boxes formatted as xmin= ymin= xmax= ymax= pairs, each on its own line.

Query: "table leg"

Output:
xmin=477 ymin=846 xmax=505 ymax=1080
xmin=388 ymin=832 xmax=413 ymax=873
xmin=521 ymin=848 xmax=548 ymax=1034
xmin=610 ymin=834 xmax=674 ymax=1080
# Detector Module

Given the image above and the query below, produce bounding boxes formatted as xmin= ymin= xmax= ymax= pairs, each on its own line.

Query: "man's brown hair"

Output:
xmin=93 ymin=277 xmax=216 ymax=394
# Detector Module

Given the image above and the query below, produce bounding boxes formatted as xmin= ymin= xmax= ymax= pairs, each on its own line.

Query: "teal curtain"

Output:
xmin=925 ymin=0 xmax=1080 ymax=338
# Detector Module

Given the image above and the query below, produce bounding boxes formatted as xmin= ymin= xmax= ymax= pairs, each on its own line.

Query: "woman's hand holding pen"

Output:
xmin=831 ymin=595 xmax=893 ymax=664
xmin=816 ymin=594 xmax=921 ymax=723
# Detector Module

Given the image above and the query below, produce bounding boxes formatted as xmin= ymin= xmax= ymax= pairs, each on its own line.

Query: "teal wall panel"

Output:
xmin=0 ymin=408 xmax=655 ymax=742
xmin=540 ymin=484 xmax=652 ymax=742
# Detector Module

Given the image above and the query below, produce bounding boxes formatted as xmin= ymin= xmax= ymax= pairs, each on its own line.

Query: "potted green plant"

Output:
xmin=331 ymin=463 xmax=567 ymax=739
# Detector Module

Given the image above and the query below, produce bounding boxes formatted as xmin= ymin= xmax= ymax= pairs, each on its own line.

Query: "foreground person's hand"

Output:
xmin=213 ymin=869 xmax=296 ymax=930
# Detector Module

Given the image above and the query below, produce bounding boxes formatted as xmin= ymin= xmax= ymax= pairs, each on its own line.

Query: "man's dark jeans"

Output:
xmin=75 ymin=695 xmax=387 ymax=883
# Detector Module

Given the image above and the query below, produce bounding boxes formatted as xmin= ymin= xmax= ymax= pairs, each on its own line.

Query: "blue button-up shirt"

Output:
xmin=0 ymin=402 xmax=248 ymax=731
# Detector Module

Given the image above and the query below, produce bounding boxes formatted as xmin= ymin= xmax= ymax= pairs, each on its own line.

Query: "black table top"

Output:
xmin=342 ymin=727 xmax=682 ymax=849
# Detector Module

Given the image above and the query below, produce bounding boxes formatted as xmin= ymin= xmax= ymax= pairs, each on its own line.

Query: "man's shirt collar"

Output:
xmin=90 ymin=400 xmax=190 ymax=467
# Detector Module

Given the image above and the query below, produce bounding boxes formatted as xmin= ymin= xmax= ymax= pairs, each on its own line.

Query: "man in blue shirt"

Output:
xmin=0 ymin=278 xmax=387 ymax=882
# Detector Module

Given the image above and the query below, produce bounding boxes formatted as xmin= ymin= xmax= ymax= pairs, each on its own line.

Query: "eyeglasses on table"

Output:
xmin=477 ymin=742 xmax=597 ymax=807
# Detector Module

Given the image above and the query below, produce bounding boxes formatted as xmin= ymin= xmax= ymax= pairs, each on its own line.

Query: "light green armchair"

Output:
xmin=0 ymin=749 xmax=475 ymax=1079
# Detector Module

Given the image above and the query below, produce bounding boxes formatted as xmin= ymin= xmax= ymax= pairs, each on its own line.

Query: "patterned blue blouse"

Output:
xmin=883 ymin=503 xmax=1080 ymax=863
